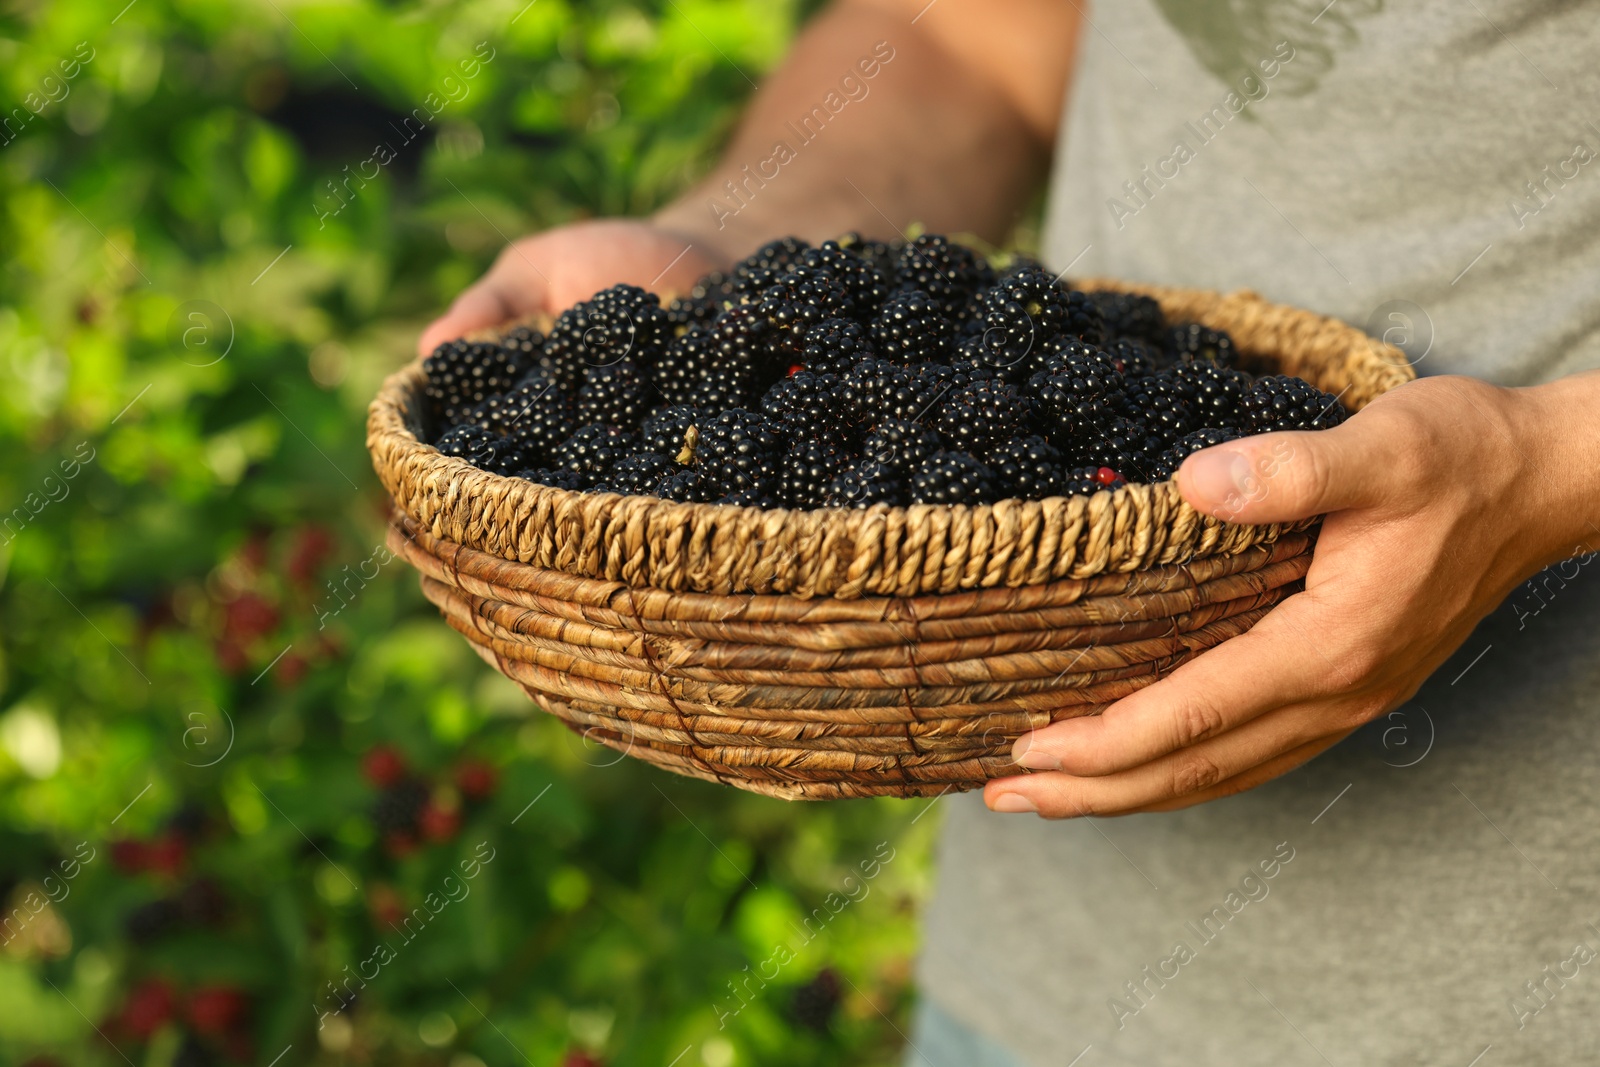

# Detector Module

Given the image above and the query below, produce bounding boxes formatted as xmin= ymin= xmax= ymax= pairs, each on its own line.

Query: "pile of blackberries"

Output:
xmin=421 ymin=233 xmax=1347 ymax=508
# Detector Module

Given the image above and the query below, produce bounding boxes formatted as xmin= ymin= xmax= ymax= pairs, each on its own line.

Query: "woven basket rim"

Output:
xmin=367 ymin=279 xmax=1412 ymax=599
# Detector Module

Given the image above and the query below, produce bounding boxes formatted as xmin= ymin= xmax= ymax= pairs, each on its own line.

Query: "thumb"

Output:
xmin=1174 ymin=421 xmax=1393 ymax=524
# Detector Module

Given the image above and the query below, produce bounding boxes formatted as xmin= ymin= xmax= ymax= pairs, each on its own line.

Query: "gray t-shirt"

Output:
xmin=915 ymin=2 xmax=1600 ymax=1064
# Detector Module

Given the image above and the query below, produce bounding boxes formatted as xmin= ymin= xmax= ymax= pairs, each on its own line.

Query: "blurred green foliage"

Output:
xmin=0 ymin=1 xmax=937 ymax=1064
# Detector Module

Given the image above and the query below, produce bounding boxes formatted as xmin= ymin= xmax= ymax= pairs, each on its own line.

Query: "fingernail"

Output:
xmin=991 ymin=793 xmax=1038 ymax=814
xmin=1180 ymin=448 xmax=1252 ymax=504
xmin=1011 ymin=733 xmax=1062 ymax=771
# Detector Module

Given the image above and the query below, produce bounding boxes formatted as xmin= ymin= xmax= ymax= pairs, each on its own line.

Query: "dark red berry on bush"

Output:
xmin=419 ymin=799 xmax=461 ymax=842
xmin=119 ymin=977 xmax=178 ymax=1039
xmin=362 ymin=745 xmax=407 ymax=788
xmin=186 ymin=985 xmax=249 ymax=1037
xmin=455 ymin=759 xmax=498 ymax=801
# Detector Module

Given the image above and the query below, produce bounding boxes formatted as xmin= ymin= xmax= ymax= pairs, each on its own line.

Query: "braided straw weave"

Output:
xmin=368 ymin=281 xmax=1413 ymax=799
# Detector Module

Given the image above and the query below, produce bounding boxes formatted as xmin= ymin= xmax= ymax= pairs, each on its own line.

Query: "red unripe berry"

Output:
xmin=145 ymin=834 xmax=188 ymax=878
xmin=186 ymin=985 xmax=249 ymax=1037
xmin=419 ymin=800 xmax=461 ymax=842
xmin=361 ymin=745 xmax=407 ymax=788
xmin=1094 ymin=466 xmax=1122 ymax=487
xmin=562 ymin=1052 xmax=605 ymax=1067
xmin=120 ymin=978 xmax=177 ymax=1039
xmin=454 ymin=759 xmax=498 ymax=801
xmin=110 ymin=840 xmax=149 ymax=875
xmin=787 ymin=363 xmax=804 ymax=377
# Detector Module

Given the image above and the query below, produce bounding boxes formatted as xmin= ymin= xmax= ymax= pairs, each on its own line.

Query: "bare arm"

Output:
xmin=418 ymin=0 xmax=1080 ymax=354
xmin=654 ymin=0 xmax=1081 ymax=261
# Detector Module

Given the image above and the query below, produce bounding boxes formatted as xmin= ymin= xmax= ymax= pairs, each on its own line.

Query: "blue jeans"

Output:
xmin=903 ymin=997 xmax=1029 ymax=1067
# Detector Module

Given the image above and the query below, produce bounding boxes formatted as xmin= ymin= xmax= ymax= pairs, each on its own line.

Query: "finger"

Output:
xmin=1012 ymin=592 xmax=1345 ymax=776
xmin=988 ymin=701 xmax=1341 ymax=817
xmin=417 ymin=278 xmax=529 ymax=358
xmin=1119 ymin=732 xmax=1350 ymax=815
xmin=1174 ymin=409 xmax=1407 ymax=524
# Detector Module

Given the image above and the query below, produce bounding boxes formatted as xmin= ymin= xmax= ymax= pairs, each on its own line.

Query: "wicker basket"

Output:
xmin=368 ymin=280 xmax=1413 ymax=800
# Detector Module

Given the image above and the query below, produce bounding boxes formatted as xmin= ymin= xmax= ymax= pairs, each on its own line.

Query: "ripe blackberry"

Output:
xmin=422 ymin=339 xmax=527 ymax=428
xmin=551 ymin=424 xmax=639 ymax=477
xmin=790 ymin=969 xmax=843 ymax=1034
xmin=840 ymin=358 xmax=947 ymax=429
xmin=799 ymin=318 xmax=876 ymax=377
xmin=761 ymin=371 xmax=849 ymax=442
xmin=607 ymin=453 xmax=677 ymax=494
xmin=726 ymin=236 xmax=811 ymax=301
xmin=836 ymin=232 xmax=901 ymax=277
xmin=655 ymin=325 xmax=714 ymax=406
xmin=1240 ymin=375 xmax=1350 ymax=432
xmin=666 ymin=293 xmax=720 ymax=333
xmin=656 ymin=468 xmax=714 ymax=502
xmin=1150 ymin=427 xmax=1243 ymax=480
xmin=1029 ymin=344 xmax=1126 ymax=441
xmin=1069 ymin=416 xmax=1162 ymax=481
xmin=1117 ymin=373 xmax=1195 ymax=446
xmin=544 ymin=284 xmax=672 ymax=377
xmin=575 ymin=359 xmax=653 ymax=429
xmin=500 ymin=387 xmax=579 ymax=465
xmin=792 ymin=239 xmax=890 ymax=315
xmin=1061 ymin=465 xmax=1127 ymax=496
xmin=715 ymin=485 xmax=779 ymax=508
xmin=822 ymin=459 xmax=905 ymax=508
xmin=436 ymin=424 xmax=529 ymax=473
xmin=468 ymin=368 xmax=568 ymax=434
xmin=933 ymin=378 xmax=1035 ymax=453
xmin=778 ymin=440 xmax=849 ymax=508
xmin=934 ymin=354 xmax=1003 ymax=389
xmin=372 ymin=779 xmax=428 ymax=837
xmin=1105 ymin=336 xmax=1164 ymax=379
xmin=757 ymin=267 xmax=852 ymax=357
xmin=1170 ymin=363 xmax=1251 ymax=427
xmin=705 ymin=303 xmax=780 ymax=392
xmin=895 ymin=234 xmax=996 ymax=319
xmin=860 ymin=419 xmax=942 ymax=471
xmin=499 ymin=323 xmax=546 ymax=361
xmin=640 ymin=404 xmax=703 ymax=456
xmin=870 ymin=288 xmax=954 ymax=365
xmin=908 ymin=450 xmax=998 ymax=505
xmin=1088 ymin=290 xmax=1166 ymax=344
xmin=1166 ymin=323 xmax=1239 ymax=368
xmin=692 ymin=409 xmax=784 ymax=497
xmin=518 ymin=467 xmax=588 ymax=490
xmin=985 ymin=435 xmax=1071 ymax=498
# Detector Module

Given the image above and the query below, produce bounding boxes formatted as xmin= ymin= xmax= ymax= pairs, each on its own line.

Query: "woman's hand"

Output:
xmin=416 ymin=218 xmax=724 ymax=357
xmin=984 ymin=373 xmax=1600 ymax=817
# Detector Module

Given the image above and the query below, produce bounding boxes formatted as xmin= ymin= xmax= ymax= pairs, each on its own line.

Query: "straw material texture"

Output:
xmin=368 ymin=281 xmax=1413 ymax=799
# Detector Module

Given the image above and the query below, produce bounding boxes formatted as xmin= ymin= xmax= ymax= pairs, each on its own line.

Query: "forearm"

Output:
xmin=654 ymin=1 xmax=1070 ymax=265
